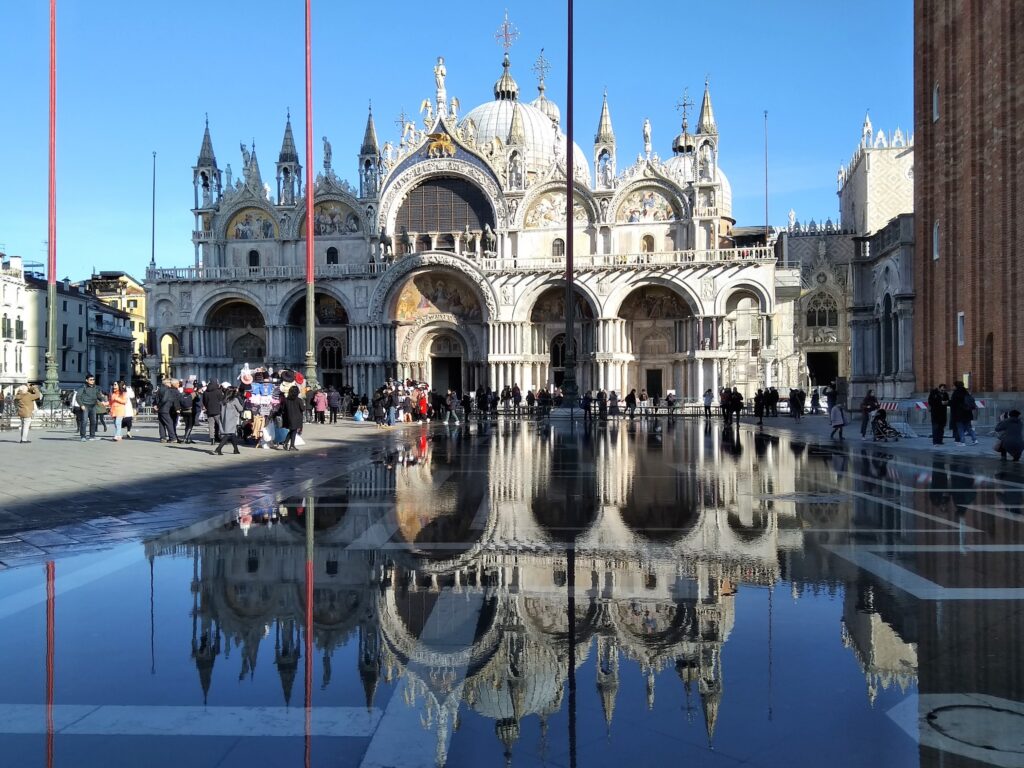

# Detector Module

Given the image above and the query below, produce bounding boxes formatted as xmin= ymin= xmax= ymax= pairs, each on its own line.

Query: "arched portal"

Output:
xmin=285 ymin=292 xmax=349 ymax=386
xmin=393 ymin=176 xmax=495 ymax=256
xmin=529 ymin=286 xmax=595 ymax=391
xmin=391 ymin=269 xmax=486 ymax=392
xmin=206 ymin=299 xmax=267 ymax=373
xmin=158 ymin=332 xmax=180 ymax=380
xmin=617 ymin=285 xmax=692 ymax=400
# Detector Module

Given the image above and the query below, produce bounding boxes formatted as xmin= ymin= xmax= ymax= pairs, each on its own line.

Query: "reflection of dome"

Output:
xmin=461 ymin=55 xmax=590 ymax=185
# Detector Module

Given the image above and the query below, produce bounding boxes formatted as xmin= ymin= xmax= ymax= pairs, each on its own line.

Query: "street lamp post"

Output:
xmin=302 ymin=0 xmax=319 ymax=390
xmin=42 ymin=0 xmax=60 ymax=410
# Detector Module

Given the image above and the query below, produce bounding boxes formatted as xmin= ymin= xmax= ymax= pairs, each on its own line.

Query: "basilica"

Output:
xmin=146 ymin=47 xmax=801 ymax=398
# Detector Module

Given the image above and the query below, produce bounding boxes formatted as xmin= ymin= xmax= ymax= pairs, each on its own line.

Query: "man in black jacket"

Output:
xmin=927 ymin=384 xmax=949 ymax=445
xmin=202 ymin=379 xmax=224 ymax=444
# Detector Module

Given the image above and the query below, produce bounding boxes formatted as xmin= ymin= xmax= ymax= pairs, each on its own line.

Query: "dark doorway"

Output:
xmin=645 ymin=369 xmax=663 ymax=400
xmin=806 ymin=352 xmax=839 ymax=387
xmin=431 ymin=356 xmax=462 ymax=396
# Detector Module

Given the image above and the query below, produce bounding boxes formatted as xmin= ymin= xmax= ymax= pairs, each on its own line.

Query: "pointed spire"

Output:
xmin=360 ymin=662 xmax=380 ymax=712
xmin=508 ymin=101 xmax=526 ymax=144
xmin=697 ymin=77 xmax=717 ymax=134
xmin=595 ymin=89 xmax=615 ymax=144
xmin=278 ymin=110 xmax=299 ymax=164
xmin=361 ymin=104 xmax=380 ymax=155
xmin=598 ymin=677 xmax=619 ymax=732
xmin=493 ymin=53 xmax=520 ymax=101
xmin=701 ymin=689 xmax=721 ymax=743
xmin=197 ymin=114 xmax=217 ymax=167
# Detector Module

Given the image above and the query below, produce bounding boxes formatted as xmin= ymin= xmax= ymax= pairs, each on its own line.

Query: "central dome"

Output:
xmin=460 ymin=54 xmax=590 ymax=186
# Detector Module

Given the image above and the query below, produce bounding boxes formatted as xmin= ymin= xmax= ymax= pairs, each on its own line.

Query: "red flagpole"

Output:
xmin=43 ymin=0 xmax=59 ymax=408
xmin=302 ymin=0 xmax=318 ymax=388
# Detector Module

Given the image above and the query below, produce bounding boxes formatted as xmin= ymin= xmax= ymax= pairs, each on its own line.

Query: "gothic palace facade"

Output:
xmin=146 ymin=51 xmax=801 ymax=397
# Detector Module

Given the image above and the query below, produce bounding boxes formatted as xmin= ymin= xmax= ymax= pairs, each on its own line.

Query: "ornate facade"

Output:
xmin=146 ymin=48 xmax=800 ymax=397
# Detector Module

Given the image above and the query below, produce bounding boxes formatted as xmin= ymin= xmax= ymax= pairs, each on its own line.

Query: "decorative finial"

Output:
xmin=675 ymin=88 xmax=694 ymax=128
xmin=286 ymin=107 xmax=290 ymax=120
xmin=204 ymin=112 xmax=209 ymax=126
xmin=368 ymin=99 xmax=372 ymax=113
xmin=495 ymin=9 xmax=519 ymax=51
xmin=394 ymin=108 xmax=409 ymax=134
xmin=705 ymin=74 xmax=710 ymax=88
xmin=532 ymin=48 xmax=551 ymax=87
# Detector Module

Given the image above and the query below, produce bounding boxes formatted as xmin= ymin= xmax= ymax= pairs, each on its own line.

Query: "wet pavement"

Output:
xmin=1 ymin=417 xmax=1022 ymax=767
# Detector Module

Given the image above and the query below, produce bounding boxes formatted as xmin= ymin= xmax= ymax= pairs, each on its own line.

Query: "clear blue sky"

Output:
xmin=0 ymin=0 xmax=912 ymax=279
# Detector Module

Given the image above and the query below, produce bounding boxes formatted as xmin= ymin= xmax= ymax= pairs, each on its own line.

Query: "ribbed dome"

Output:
xmin=461 ymin=99 xmax=591 ymax=186
xmin=718 ymin=167 xmax=733 ymax=218
xmin=663 ymin=154 xmax=695 ymax=186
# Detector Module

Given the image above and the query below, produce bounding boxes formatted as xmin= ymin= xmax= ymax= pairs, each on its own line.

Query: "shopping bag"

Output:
xmin=294 ymin=433 xmax=306 ymax=447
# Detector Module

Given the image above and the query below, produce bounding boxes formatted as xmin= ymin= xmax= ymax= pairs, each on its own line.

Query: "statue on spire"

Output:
xmin=642 ymin=119 xmax=652 ymax=158
xmin=434 ymin=56 xmax=448 ymax=117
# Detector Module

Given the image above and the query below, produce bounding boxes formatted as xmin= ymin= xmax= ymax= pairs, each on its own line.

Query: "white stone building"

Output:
xmin=146 ymin=51 xmax=800 ymax=397
xmin=0 ymin=254 xmax=32 ymax=395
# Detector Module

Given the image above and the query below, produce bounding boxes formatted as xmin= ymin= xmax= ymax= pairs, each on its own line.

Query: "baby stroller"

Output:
xmin=871 ymin=409 xmax=901 ymax=442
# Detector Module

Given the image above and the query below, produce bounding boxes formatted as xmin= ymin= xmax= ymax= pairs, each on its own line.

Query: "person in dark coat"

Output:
xmin=202 ymin=379 xmax=224 ymax=444
xmin=281 ymin=386 xmax=305 ymax=451
xmin=213 ymin=387 xmax=243 ymax=455
xmin=994 ymin=410 xmax=1024 ymax=461
xmin=753 ymin=389 xmax=765 ymax=425
xmin=927 ymin=384 xmax=949 ymax=444
xmin=860 ymin=389 xmax=880 ymax=438
xmin=158 ymin=379 xmax=182 ymax=443
xmin=949 ymin=382 xmax=978 ymax=445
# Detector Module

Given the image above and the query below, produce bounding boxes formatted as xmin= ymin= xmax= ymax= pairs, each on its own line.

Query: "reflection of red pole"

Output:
xmin=304 ymin=494 xmax=315 ymax=768
xmin=46 ymin=561 xmax=55 ymax=768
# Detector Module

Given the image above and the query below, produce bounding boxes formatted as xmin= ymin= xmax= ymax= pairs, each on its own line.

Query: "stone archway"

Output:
xmin=617 ymin=285 xmax=693 ymax=400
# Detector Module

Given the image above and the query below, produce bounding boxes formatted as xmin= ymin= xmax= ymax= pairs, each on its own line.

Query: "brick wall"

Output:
xmin=913 ymin=0 xmax=1024 ymax=393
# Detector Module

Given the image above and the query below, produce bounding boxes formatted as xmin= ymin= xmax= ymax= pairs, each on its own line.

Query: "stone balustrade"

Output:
xmin=147 ymin=246 xmax=779 ymax=282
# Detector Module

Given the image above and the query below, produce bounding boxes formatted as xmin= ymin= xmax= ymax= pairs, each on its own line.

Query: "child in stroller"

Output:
xmin=871 ymin=409 xmax=901 ymax=442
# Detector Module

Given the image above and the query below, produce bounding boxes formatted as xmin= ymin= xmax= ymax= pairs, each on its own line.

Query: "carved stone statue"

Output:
xmin=240 ymin=142 xmax=251 ymax=168
xmin=642 ymin=119 xmax=652 ymax=156
xmin=434 ymin=56 xmax=446 ymax=93
xmin=322 ymin=136 xmax=332 ymax=168
xmin=382 ymin=141 xmax=394 ymax=165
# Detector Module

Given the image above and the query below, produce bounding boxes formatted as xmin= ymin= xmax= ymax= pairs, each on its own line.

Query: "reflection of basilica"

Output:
xmin=150 ymin=425 xmax=808 ymax=764
xmin=146 ymin=21 xmax=800 ymax=396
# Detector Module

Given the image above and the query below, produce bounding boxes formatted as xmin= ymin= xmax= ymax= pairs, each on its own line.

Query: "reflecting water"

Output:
xmin=2 ymin=421 xmax=1023 ymax=767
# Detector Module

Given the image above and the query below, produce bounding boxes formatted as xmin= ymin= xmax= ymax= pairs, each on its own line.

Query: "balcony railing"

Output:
xmin=147 ymin=247 xmax=779 ymax=282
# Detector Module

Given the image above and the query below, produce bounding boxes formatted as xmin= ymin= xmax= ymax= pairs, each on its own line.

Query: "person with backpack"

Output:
xmin=77 ymin=374 xmax=104 ymax=442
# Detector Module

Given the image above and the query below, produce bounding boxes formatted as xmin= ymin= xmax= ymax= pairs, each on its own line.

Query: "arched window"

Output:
xmin=640 ymin=234 xmax=655 ymax=253
xmin=551 ymin=238 xmax=565 ymax=259
xmin=247 ymin=250 xmax=260 ymax=270
xmin=326 ymin=247 xmax=339 ymax=265
xmin=318 ymin=337 xmax=344 ymax=370
xmin=395 ymin=176 xmax=494 ymax=234
xmin=805 ymin=293 xmax=839 ymax=327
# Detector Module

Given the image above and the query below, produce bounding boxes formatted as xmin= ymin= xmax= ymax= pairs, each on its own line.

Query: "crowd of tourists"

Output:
xmin=5 ymin=369 xmax=1023 ymax=463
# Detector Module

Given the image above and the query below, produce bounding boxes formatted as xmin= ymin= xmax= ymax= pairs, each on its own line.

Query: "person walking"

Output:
xmin=179 ymin=384 xmax=197 ymax=444
xmin=753 ymin=389 xmax=765 ymax=426
xmin=608 ymin=390 xmax=620 ymax=418
xmin=703 ymin=389 xmax=714 ymax=418
xmin=810 ymin=389 xmax=821 ymax=415
xmin=446 ymin=390 xmax=460 ymax=425
xmin=109 ymin=382 xmax=129 ymax=441
xmin=121 ymin=381 xmax=137 ymax=438
xmin=280 ymin=386 xmax=304 ymax=451
xmin=213 ymin=387 xmax=243 ymax=455
xmin=625 ymin=389 xmax=637 ymax=419
xmin=860 ymin=389 xmax=880 ymax=438
xmin=994 ymin=410 xmax=1024 ymax=461
xmin=730 ymin=387 xmax=744 ymax=425
xmin=202 ymin=379 xmax=224 ymax=444
xmin=13 ymin=384 xmax=41 ymax=443
xmin=829 ymin=401 xmax=848 ymax=440
xmin=927 ymin=384 xmax=949 ymax=445
xmin=77 ymin=374 xmax=103 ymax=441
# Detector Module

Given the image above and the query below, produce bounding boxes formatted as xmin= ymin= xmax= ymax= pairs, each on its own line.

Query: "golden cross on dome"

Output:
xmin=532 ymin=48 xmax=551 ymax=86
xmin=675 ymin=88 xmax=694 ymax=124
xmin=495 ymin=10 xmax=519 ymax=51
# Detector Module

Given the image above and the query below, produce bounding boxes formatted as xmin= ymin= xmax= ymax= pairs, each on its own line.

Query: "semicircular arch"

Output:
xmin=378 ymin=158 xmax=506 ymax=234
xmin=287 ymin=192 xmax=365 ymax=240
xmin=512 ymin=278 xmax=601 ymax=324
xmin=215 ymin=197 xmax=280 ymax=241
xmin=275 ymin=284 xmax=355 ymax=326
xmin=604 ymin=275 xmax=703 ymax=318
xmin=367 ymin=252 xmax=498 ymax=323
xmin=714 ymin=279 xmax=773 ymax=316
xmin=195 ymin=289 xmax=268 ymax=327
xmin=517 ymin=179 xmax=599 ymax=229
xmin=608 ymin=178 xmax=689 ymax=224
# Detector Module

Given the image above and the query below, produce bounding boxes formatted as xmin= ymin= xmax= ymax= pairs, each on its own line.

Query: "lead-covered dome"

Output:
xmin=461 ymin=54 xmax=590 ymax=186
